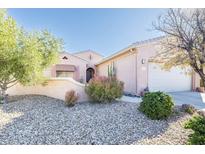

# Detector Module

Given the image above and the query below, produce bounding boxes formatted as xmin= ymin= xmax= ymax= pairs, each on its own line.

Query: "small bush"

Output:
xmin=139 ymin=91 xmax=174 ymax=120
xmin=85 ymin=76 xmax=124 ymax=103
xmin=185 ymin=116 xmax=205 ymax=145
xmin=181 ymin=104 xmax=196 ymax=115
xmin=65 ymin=90 xmax=79 ymax=107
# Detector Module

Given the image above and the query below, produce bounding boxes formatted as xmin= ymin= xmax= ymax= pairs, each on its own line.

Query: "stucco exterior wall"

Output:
xmin=96 ymin=40 xmax=199 ymax=95
xmin=192 ymin=73 xmax=200 ymax=90
xmin=7 ymin=78 xmax=88 ymax=102
xmin=45 ymin=52 xmax=103 ymax=83
xmin=136 ymin=41 xmax=198 ymax=94
xmin=96 ymin=50 xmax=137 ymax=93
xmin=193 ymin=69 xmax=204 ymax=90
xmin=136 ymin=42 xmax=159 ymax=94
xmin=49 ymin=53 xmax=88 ymax=83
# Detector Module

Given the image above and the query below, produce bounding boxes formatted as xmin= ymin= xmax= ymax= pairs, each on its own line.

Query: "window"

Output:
xmin=56 ymin=71 xmax=74 ymax=78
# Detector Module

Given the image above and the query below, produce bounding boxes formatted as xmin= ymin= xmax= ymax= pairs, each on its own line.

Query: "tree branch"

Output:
xmin=153 ymin=8 xmax=205 ymax=84
xmin=7 ymin=81 xmax=18 ymax=89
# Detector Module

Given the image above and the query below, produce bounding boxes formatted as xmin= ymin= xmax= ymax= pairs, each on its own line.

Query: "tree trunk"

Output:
xmin=1 ymin=87 xmax=8 ymax=104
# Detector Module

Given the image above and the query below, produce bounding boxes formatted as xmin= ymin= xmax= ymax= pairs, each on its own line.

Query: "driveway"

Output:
xmin=169 ymin=92 xmax=205 ymax=110
xmin=120 ymin=92 xmax=205 ymax=110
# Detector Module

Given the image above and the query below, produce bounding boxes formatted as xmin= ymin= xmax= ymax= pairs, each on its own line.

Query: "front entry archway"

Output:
xmin=86 ymin=68 xmax=95 ymax=83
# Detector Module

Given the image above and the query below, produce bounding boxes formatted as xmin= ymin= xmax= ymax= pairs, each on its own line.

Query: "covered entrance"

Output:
xmin=86 ymin=68 xmax=95 ymax=83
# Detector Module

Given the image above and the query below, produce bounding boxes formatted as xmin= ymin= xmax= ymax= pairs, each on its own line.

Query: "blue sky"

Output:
xmin=8 ymin=9 xmax=166 ymax=56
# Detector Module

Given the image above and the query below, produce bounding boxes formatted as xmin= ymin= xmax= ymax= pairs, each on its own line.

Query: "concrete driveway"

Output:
xmin=169 ymin=92 xmax=205 ymax=110
xmin=120 ymin=92 xmax=205 ymax=111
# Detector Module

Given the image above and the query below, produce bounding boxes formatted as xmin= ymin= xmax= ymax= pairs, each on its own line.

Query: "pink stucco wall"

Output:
xmin=47 ymin=52 xmax=103 ymax=83
xmin=96 ymin=43 xmax=164 ymax=94
xmin=74 ymin=50 xmax=103 ymax=64
xmin=96 ymin=50 xmax=137 ymax=93
xmin=193 ymin=71 xmax=202 ymax=89
xmin=7 ymin=78 xmax=88 ymax=102
xmin=136 ymin=41 xmax=199 ymax=93
xmin=97 ymin=40 xmax=199 ymax=94
xmin=136 ymin=41 xmax=160 ymax=94
xmin=48 ymin=53 xmax=88 ymax=83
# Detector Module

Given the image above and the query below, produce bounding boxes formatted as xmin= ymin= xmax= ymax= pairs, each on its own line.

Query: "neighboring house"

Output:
xmin=7 ymin=37 xmax=201 ymax=100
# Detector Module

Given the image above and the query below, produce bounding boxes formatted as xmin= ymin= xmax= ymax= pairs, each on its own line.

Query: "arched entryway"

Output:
xmin=86 ymin=68 xmax=95 ymax=83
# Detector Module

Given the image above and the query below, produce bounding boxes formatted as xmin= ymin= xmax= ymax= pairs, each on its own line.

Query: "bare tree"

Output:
xmin=153 ymin=8 xmax=205 ymax=86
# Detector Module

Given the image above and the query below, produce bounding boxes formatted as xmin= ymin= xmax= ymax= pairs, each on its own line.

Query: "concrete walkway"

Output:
xmin=119 ymin=92 xmax=205 ymax=110
xmin=118 ymin=95 xmax=142 ymax=103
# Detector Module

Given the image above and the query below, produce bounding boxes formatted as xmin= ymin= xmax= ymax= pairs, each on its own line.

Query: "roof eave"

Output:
xmin=95 ymin=36 xmax=165 ymax=66
xmin=95 ymin=44 xmax=136 ymax=66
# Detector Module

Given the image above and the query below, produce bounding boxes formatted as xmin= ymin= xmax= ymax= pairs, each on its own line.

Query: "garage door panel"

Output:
xmin=148 ymin=63 xmax=191 ymax=92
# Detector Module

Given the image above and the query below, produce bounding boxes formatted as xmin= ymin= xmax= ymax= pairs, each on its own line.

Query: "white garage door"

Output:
xmin=148 ymin=63 xmax=192 ymax=92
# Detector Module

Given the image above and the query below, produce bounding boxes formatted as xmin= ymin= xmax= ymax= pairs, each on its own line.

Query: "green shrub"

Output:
xmin=139 ymin=91 xmax=174 ymax=120
xmin=65 ymin=90 xmax=78 ymax=107
xmin=184 ymin=116 xmax=205 ymax=145
xmin=85 ymin=76 xmax=124 ymax=103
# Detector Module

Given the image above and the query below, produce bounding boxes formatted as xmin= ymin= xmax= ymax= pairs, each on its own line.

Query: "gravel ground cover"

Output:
xmin=0 ymin=95 xmax=193 ymax=145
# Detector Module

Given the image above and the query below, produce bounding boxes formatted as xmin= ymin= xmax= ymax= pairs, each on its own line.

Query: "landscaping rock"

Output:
xmin=173 ymin=105 xmax=182 ymax=113
xmin=181 ymin=104 xmax=197 ymax=114
xmin=0 ymin=95 xmax=193 ymax=145
xmin=135 ymin=112 xmax=193 ymax=145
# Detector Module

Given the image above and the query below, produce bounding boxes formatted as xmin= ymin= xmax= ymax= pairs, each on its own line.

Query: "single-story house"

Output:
xmin=96 ymin=36 xmax=200 ymax=94
xmin=7 ymin=37 xmax=201 ymax=100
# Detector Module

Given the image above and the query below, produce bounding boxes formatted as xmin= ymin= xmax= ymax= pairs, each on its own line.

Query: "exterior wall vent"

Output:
xmin=62 ymin=56 xmax=68 ymax=60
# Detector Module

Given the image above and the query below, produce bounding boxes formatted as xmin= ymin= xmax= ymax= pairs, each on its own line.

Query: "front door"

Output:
xmin=86 ymin=68 xmax=95 ymax=83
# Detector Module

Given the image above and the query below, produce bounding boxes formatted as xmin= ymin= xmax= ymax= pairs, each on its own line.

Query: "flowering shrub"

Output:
xmin=65 ymin=90 xmax=79 ymax=107
xmin=85 ymin=76 xmax=124 ymax=103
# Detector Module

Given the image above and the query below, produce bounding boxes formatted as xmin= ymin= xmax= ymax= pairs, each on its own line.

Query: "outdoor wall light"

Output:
xmin=141 ymin=58 xmax=146 ymax=64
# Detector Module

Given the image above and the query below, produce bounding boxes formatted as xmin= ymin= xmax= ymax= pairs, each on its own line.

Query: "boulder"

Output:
xmin=198 ymin=110 xmax=205 ymax=118
xmin=181 ymin=104 xmax=197 ymax=114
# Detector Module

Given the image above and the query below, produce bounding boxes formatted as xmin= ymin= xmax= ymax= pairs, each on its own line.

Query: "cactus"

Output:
xmin=108 ymin=62 xmax=116 ymax=77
